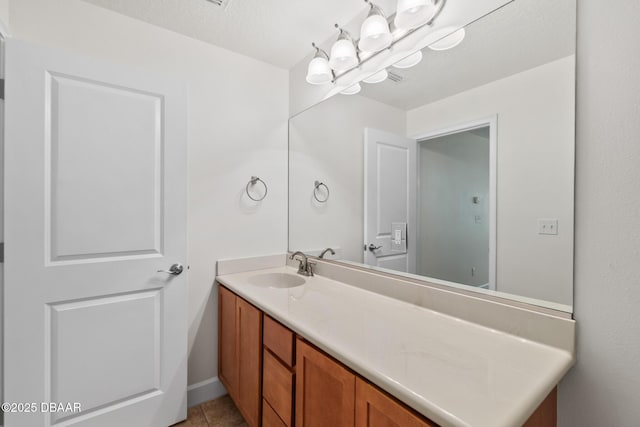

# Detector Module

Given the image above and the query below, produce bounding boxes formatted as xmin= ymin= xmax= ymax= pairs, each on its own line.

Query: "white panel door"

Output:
xmin=364 ymin=128 xmax=416 ymax=273
xmin=4 ymin=40 xmax=188 ymax=427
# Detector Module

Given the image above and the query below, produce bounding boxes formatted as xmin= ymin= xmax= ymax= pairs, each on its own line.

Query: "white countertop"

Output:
xmin=216 ymin=266 xmax=574 ymax=427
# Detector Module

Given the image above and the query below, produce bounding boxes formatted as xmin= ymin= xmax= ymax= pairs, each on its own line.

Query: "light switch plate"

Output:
xmin=391 ymin=222 xmax=407 ymax=253
xmin=538 ymin=219 xmax=559 ymax=235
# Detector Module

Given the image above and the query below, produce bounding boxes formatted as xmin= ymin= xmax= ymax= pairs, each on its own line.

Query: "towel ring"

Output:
xmin=246 ymin=176 xmax=268 ymax=201
xmin=314 ymin=181 xmax=330 ymax=203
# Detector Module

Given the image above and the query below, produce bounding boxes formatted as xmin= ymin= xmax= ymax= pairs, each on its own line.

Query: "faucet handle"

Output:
xmin=291 ymin=254 xmax=307 ymax=273
xmin=307 ymin=259 xmax=317 ymax=277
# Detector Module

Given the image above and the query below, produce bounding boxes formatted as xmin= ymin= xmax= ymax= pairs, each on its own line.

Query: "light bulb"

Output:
xmin=394 ymin=0 xmax=438 ymax=31
xmin=363 ymin=69 xmax=388 ymax=84
xmin=306 ymin=56 xmax=333 ymax=85
xmin=340 ymin=83 xmax=361 ymax=95
xmin=428 ymin=28 xmax=466 ymax=51
xmin=392 ymin=51 xmax=423 ymax=69
xmin=358 ymin=6 xmax=392 ymax=53
xmin=329 ymin=29 xmax=359 ymax=72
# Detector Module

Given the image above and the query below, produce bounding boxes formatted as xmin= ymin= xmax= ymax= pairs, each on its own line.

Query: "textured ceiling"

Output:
xmin=359 ymin=0 xmax=576 ymax=110
xmin=82 ymin=0 xmax=398 ymax=69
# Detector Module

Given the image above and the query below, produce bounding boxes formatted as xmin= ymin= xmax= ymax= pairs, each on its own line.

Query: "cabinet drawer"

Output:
xmin=263 ymin=399 xmax=287 ymax=427
xmin=263 ymin=349 xmax=294 ymax=426
xmin=264 ymin=315 xmax=295 ymax=367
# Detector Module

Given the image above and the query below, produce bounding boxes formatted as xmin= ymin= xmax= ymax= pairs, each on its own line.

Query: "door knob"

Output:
xmin=368 ymin=244 xmax=382 ymax=252
xmin=157 ymin=263 xmax=184 ymax=275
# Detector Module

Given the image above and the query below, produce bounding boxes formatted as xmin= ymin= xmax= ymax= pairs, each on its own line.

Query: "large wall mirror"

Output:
xmin=289 ymin=0 xmax=576 ymax=312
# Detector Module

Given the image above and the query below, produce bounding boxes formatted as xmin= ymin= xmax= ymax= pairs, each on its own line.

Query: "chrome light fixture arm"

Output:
xmin=364 ymin=0 xmax=386 ymax=20
xmin=312 ymin=42 xmax=335 ymax=78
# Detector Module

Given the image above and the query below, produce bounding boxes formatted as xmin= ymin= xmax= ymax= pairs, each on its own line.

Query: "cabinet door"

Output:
xmin=218 ymin=286 xmax=238 ymax=400
xmin=296 ymin=338 xmax=355 ymax=427
xmin=522 ymin=387 xmax=557 ymax=427
xmin=237 ymin=297 xmax=263 ymax=427
xmin=355 ymin=378 xmax=437 ymax=427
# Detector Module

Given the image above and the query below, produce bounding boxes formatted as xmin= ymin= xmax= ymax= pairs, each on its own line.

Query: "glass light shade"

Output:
xmin=329 ymin=39 xmax=359 ymax=71
xmin=340 ymin=83 xmax=361 ymax=95
xmin=363 ymin=69 xmax=388 ymax=84
xmin=394 ymin=0 xmax=437 ymax=30
xmin=392 ymin=51 xmax=423 ymax=69
xmin=428 ymin=28 xmax=466 ymax=51
xmin=358 ymin=14 xmax=392 ymax=53
xmin=306 ymin=57 xmax=333 ymax=85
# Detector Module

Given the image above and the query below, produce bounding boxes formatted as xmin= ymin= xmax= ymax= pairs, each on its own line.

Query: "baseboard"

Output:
xmin=187 ymin=377 xmax=227 ymax=408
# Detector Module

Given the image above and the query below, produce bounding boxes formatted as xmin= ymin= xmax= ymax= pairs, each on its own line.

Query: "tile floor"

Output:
xmin=173 ymin=395 xmax=247 ymax=427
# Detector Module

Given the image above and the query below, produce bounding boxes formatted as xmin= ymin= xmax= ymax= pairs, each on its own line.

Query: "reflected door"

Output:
xmin=364 ymin=128 xmax=416 ymax=273
xmin=4 ymin=40 xmax=188 ymax=426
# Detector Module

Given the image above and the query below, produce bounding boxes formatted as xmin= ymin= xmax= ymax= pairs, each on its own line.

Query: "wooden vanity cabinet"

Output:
xmin=219 ymin=285 xmax=238 ymax=397
xmin=219 ymin=285 xmax=557 ymax=427
xmin=296 ymin=338 xmax=355 ymax=427
xmin=355 ymin=378 xmax=437 ymax=427
xmin=523 ymin=388 xmax=557 ymax=427
xmin=218 ymin=286 xmax=263 ymax=427
xmin=295 ymin=339 xmax=434 ymax=427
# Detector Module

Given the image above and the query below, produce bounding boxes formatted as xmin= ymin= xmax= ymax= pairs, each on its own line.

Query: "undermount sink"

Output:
xmin=248 ymin=272 xmax=306 ymax=288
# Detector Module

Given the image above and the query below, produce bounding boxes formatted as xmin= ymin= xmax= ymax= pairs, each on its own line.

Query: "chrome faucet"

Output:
xmin=319 ymin=248 xmax=335 ymax=259
xmin=289 ymin=251 xmax=315 ymax=276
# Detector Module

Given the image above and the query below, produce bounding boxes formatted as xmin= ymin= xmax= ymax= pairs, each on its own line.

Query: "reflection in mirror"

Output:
xmin=415 ymin=124 xmax=493 ymax=288
xmin=289 ymin=0 xmax=576 ymax=311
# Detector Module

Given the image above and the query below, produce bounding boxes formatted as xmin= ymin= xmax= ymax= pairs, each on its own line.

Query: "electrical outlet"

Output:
xmin=538 ymin=219 xmax=559 ymax=235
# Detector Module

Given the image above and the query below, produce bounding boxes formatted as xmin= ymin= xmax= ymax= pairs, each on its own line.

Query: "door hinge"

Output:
xmin=0 ymin=242 xmax=4 ymax=263
xmin=0 ymin=78 xmax=4 ymax=100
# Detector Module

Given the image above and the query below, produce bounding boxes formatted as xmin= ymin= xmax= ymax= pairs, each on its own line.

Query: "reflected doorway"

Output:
xmin=416 ymin=118 xmax=496 ymax=289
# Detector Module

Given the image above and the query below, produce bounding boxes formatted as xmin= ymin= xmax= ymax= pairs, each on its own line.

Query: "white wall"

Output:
xmin=418 ymin=131 xmax=490 ymax=286
xmin=558 ymin=0 xmax=640 ymax=425
xmin=4 ymin=0 xmax=288 ymax=393
xmin=289 ymin=94 xmax=405 ymax=262
xmin=407 ymin=56 xmax=575 ymax=305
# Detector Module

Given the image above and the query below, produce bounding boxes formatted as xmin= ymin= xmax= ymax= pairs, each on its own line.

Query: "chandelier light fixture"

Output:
xmin=358 ymin=2 xmax=393 ymax=53
xmin=392 ymin=50 xmax=423 ymax=68
xmin=306 ymin=43 xmax=334 ymax=85
xmin=394 ymin=0 xmax=439 ymax=31
xmin=340 ymin=83 xmax=362 ymax=95
xmin=428 ymin=27 xmax=466 ymax=51
xmin=306 ymin=0 xmax=453 ymax=91
xmin=329 ymin=25 xmax=359 ymax=72
xmin=363 ymin=69 xmax=389 ymax=84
